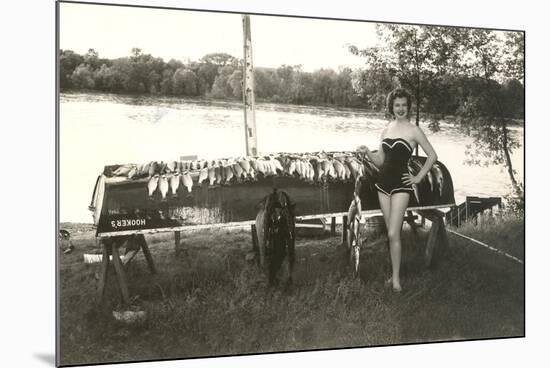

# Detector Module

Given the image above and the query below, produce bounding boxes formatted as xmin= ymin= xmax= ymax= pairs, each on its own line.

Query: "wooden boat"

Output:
xmin=89 ymin=154 xmax=455 ymax=236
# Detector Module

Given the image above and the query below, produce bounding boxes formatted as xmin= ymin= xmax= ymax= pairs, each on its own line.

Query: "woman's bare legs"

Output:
xmin=377 ymin=191 xmax=392 ymax=232
xmin=386 ymin=192 xmax=410 ymax=291
xmin=377 ymin=192 xmax=393 ymax=286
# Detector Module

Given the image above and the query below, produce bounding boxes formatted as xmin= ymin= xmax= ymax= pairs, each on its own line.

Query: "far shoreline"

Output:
xmin=59 ymin=90 xmax=525 ymax=127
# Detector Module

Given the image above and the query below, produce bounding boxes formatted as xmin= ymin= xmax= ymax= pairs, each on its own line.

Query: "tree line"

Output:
xmin=59 ymin=48 xmax=365 ymax=107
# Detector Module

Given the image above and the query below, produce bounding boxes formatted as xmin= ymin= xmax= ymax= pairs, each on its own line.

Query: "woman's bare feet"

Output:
xmin=386 ymin=277 xmax=402 ymax=293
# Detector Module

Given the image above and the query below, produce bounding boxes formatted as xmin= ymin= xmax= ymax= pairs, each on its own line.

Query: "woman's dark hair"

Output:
xmin=386 ymin=88 xmax=413 ymax=117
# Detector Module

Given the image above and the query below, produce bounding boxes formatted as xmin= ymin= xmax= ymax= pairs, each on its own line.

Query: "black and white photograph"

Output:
xmin=53 ymin=0 xmax=528 ymax=366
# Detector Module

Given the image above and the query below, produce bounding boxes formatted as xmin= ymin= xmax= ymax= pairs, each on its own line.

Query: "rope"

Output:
xmin=447 ymin=229 xmax=524 ymax=265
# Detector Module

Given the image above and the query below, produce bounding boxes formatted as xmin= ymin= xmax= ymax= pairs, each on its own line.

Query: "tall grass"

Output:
xmin=58 ymin=215 xmax=524 ymax=366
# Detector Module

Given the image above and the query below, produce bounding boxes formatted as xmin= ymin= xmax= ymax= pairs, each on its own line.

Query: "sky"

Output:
xmin=59 ymin=1 xmax=379 ymax=71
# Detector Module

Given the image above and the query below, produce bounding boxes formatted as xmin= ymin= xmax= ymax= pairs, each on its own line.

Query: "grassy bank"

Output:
xmin=58 ymin=215 xmax=524 ymax=366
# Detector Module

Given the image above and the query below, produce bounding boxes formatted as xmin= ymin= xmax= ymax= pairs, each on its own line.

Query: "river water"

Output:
xmin=59 ymin=93 xmax=524 ymax=223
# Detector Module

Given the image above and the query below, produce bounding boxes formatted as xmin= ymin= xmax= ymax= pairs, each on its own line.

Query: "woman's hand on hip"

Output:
xmin=402 ymin=173 xmax=421 ymax=185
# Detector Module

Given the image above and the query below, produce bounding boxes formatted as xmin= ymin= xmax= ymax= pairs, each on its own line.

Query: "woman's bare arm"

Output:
xmin=411 ymin=126 xmax=438 ymax=181
xmin=357 ymin=131 xmax=386 ymax=168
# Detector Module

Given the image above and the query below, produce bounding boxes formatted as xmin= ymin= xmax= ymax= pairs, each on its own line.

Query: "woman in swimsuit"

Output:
xmin=357 ymin=88 xmax=438 ymax=292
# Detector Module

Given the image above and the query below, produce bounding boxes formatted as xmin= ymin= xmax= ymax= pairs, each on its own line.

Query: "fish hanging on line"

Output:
xmin=327 ymin=160 xmax=338 ymax=179
xmin=147 ymin=175 xmax=159 ymax=198
xmin=304 ymin=160 xmax=312 ymax=180
xmin=166 ymin=161 xmax=177 ymax=173
xmin=332 ymin=159 xmax=346 ymax=180
xmin=181 ymin=172 xmax=193 ymax=193
xmin=426 ymin=170 xmax=434 ymax=192
xmin=112 ymin=164 xmax=135 ymax=177
xmin=137 ymin=162 xmax=148 ymax=177
xmin=315 ymin=160 xmax=324 ymax=182
xmin=256 ymin=159 xmax=268 ymax=176
xmin=248 ymin=157 xmax=259 ymax=173
xmin=127 ymin=166 xmax=138 ymax=179
xmin=224 ymin=165 xmax=234 ymax=183
xmin=336 ymin=157 xmax=351 ymax=181
xmin=169 ymin=173 xmax=180 ymax=197
xmin=232 ymin=162 xmax=245 ymax=181
xmin=215 ymin=165 xmax=223 ymax=185
xmin=158 ymin=161 xmax=168 ymax=175
xmin=265 ymin=159 xmax=276 ymax=176
xmin=287 ymin=160 xmax=297 ymax=176
xmin=432 ymin=163 xmax=445 ymax=197
xmin=238 ymin=159 xmax=252 ymax=178
xmin=295 ymin=159 xmax=304 ymax=179
xmin=198 ymin=167 xmax=209 ymax=184
xmin=407 ymin=161 xmax=421 ymax=204
xmin=158 ymin=175 xmax=169 ymax=200
xmin=412 ymin=184 xmax=421 ymax=204
xmin=278 ymin=155 xmax=289 ymax=170
xmin=321 ymin=159 xmax=332 ymax=180
xmin=208 ymin=166 xmax=216 ymax=186
xmin=148 ymin=161 xmax=158 ymax=178
xmin=345 ymin=158 xmax=361 ymax=180
xmin=270 ymin=157 xmax=284 ymax=173
xmin=307 ymin=162 xmax=316 ymax=181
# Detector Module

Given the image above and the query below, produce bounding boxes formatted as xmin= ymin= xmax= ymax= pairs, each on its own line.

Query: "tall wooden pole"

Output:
xmin=242 ymin=15 xmax=258 ymax=157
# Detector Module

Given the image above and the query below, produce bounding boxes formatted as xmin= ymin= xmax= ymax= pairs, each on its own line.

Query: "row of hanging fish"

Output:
xmin=407 ymin=159 xmax=447 ymax=203
xmin=107 ymin=153 xmax=377 ymax=199
xmin=108 ymin=153 xmax=446 ymax=201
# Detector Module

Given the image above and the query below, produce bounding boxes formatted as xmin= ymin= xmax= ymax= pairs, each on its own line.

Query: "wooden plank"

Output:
xmin=438 ymin=217 xmax=449 ymax=251
xmin=137 ymin=235 xmax=157 ymax=275
xmin=174 ymin=231 xmax=182 ymax=255
xmin=296 ymin=223 xmax=324 ymax=229
xmin=405 ymin=211 xmax=418 ymax=248
xmin=242 ymin=15 xmax=258 ymax=157
xmin=424 ymin=216 xmax=441 ymax=267
xmin=251 ymin=224 xmax=258 ymax=252
xmin=122 ymin=249 xmax=139 ymax=266
xmin=174 ymin=231 xmax=180 ymax=248
xmin=341 ymin=215 xmax=348 ymax=245
xmin=416 ymin=209 xmax=445 ymax=223
xmin=121 ymin=236 xmax=140 ymax=265
xmin=97 ymin=203 xmax=455 ymax=238
xmin=97 ymin=239 xmax=111 ymax=303
xmin=111 ymin=241 xmax=131 ymax=305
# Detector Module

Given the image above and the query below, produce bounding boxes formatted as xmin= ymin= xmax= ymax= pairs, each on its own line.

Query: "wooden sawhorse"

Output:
xmin=97 ymin=234 xmax=157 ymax=305
xmin=416 ymin=209 xmax=449 ymax=267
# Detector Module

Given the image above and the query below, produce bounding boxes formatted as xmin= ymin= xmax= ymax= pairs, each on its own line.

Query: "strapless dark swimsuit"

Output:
xmin=375 ymin=137 xmax=415 ymax=196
